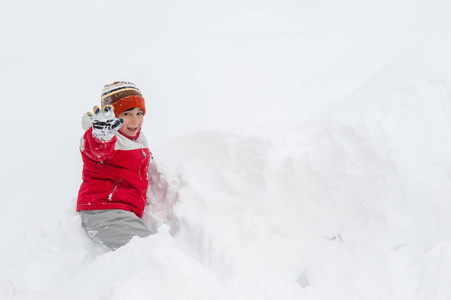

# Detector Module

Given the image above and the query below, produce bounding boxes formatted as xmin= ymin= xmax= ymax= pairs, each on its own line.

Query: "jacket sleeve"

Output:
xmin=81 ymin=127 xmax=117 ymax=162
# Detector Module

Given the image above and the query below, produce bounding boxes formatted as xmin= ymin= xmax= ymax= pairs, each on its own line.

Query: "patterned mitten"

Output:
xmin=87 ymin=105 xmax=124 ymax=141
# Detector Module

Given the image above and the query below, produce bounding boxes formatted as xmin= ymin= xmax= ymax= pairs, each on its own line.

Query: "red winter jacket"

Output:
xmin=77 ymin=127 xmax=151 ymax=218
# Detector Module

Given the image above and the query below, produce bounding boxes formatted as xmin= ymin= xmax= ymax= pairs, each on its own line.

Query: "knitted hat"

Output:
xmin=101 ymin=81 xmax=146 ymax=116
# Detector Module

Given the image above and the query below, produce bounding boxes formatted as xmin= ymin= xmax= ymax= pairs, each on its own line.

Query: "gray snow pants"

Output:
xmin=79 ymin=209 xmax=153 ymax=250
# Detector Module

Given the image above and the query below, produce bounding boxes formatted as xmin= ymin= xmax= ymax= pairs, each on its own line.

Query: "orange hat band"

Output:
xmin=111 ymin=95 xmax=146 ymax=116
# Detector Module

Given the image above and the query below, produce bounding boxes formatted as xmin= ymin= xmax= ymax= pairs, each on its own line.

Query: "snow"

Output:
xmin=2 ymin=0 xmax=451 ymax=299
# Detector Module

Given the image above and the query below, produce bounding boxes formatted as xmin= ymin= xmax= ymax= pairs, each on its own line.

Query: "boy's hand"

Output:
xmin=88 ymin=105 xmax=124 ymax=141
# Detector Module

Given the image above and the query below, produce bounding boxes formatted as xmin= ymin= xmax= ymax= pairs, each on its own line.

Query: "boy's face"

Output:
xmin=117 ymin=107 xmax=144 ymax=137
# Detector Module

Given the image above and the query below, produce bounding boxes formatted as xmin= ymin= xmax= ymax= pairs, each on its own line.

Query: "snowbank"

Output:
xmin=3 ymin=73 xmax=451 ymax=299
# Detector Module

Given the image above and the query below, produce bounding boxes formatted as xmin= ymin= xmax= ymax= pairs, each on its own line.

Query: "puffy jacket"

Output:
xmin=77 ymin=126 xmax=151 ymax=218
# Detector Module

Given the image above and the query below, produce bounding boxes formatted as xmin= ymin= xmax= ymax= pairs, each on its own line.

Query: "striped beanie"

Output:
xmin=101 ymin=81 xmax=146 ymax=116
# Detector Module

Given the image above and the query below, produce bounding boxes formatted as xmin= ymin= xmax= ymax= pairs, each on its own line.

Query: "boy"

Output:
xmin=77 ymin=81 xmax=154 ymax=250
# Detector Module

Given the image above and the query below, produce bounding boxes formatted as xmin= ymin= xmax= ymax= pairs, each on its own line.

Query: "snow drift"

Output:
xmin=3 ymin=42 xmax=451 ymax=299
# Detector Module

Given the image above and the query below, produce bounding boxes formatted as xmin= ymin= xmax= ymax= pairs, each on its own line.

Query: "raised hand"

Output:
xmin=87 ymin=105 xmax=124 ymax=141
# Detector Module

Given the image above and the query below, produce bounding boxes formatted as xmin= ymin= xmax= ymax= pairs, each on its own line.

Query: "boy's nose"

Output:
xmin=130 ymin=116 xmax=139 ymax=124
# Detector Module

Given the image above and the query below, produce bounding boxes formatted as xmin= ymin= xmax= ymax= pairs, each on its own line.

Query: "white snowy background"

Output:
xmin=1 ymin=0 xmax=451 ymax=299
